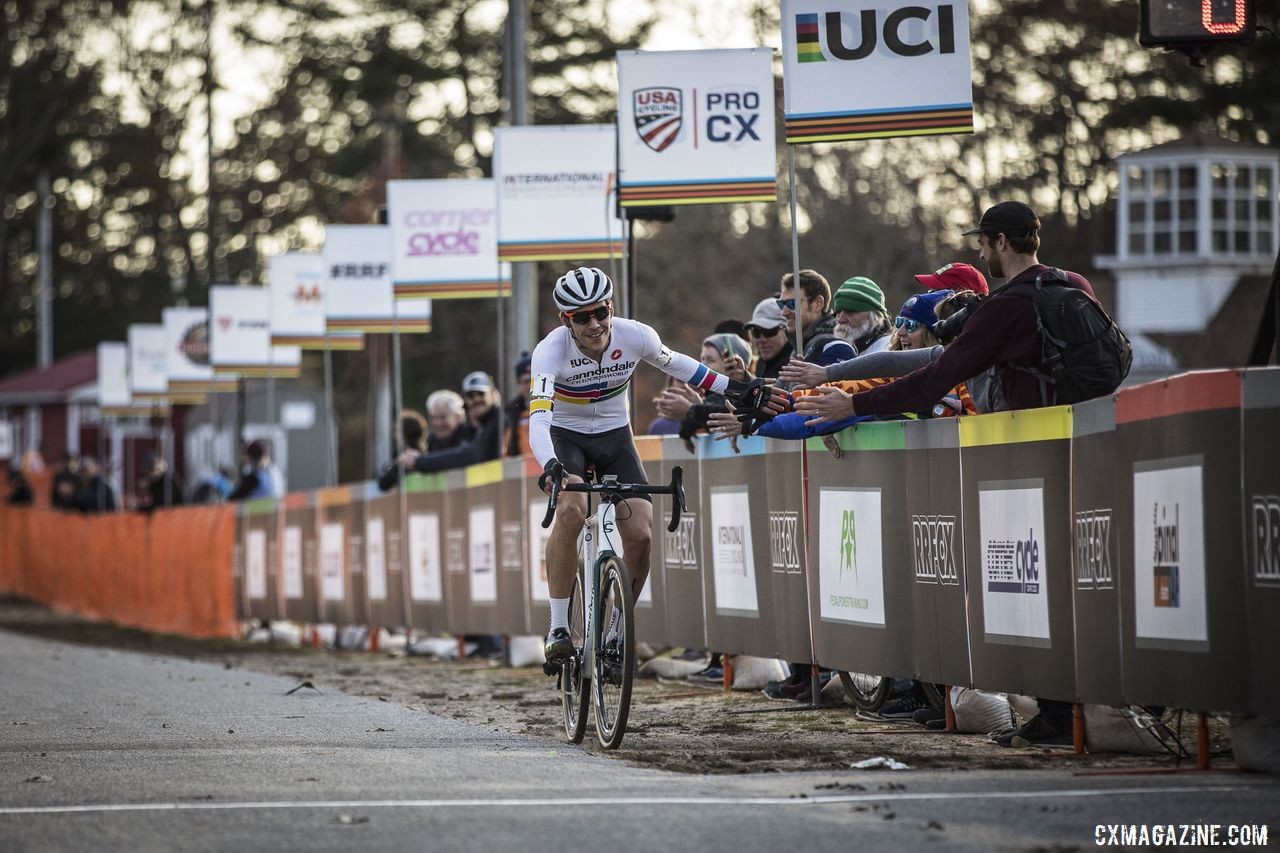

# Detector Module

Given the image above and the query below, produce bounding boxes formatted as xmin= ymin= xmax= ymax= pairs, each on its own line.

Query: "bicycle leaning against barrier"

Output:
xmin=539 ymin=463 xmax=686 ymax=749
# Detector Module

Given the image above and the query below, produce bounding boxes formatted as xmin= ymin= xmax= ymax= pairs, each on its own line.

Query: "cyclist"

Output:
xmin=532 ymin=267 xmax=785 ymax=662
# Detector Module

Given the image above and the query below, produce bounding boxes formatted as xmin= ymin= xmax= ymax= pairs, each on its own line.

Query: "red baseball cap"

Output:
xmin=914 ymin=262 xmax=989 ymax=296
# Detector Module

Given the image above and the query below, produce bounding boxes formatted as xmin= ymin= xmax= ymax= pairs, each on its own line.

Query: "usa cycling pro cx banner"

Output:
xmin=616 ymin=48 xmax=777 ymax=206
xmin=163 ymin=307 xmax=234 ymax=396
xmin=780 ymin=0 xmax=974 ymax=143
xmin=268 ymin=252 xmax=363 ymax=350
xmin=388 ymin=179 xmax=510 ymax=300
xmin=494 ymin=125 xmax=625 ymax=262
xmin=322 ymin=225 xmax=432 ymax=334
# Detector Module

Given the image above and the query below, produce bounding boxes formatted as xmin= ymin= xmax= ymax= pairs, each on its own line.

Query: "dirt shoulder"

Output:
xmin=0 ymin=598 xmax=1229 ymax=775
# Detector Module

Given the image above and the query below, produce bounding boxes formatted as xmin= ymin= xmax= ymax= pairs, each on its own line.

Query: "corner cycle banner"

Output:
xmin=779 ymin=0 xmax=974 ymax=143
xmin=387 ymin=179 xmax=510 ymax=299
xmin=268 ymin=252 xmax=363 ymax=351
xmin=322 ymin=224 xmax=432 ymax=334
xmin=209 ymin=286 xmax=302 ymax=378
xmin=493 ymin=125 xmax=626 ymax=262
xmin=127 ymin=323 xmax=169 ymax=402
xmin=163 ymin=307 xmax=235 ymax=396
xmin=615 ymin=48 xmax=777 ymax=206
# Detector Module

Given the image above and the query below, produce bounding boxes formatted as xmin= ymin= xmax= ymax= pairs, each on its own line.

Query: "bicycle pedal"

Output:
xmin=542 ymin=661 xmax=561 ymax=677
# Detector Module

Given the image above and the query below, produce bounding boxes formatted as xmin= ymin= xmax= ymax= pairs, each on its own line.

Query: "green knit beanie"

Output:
xmin=833 ymin=276 xmax=886 ymax=314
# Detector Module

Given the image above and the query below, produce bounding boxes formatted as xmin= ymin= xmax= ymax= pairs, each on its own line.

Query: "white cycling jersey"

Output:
xmin=528 ymin=316 xmax=729 ymax=468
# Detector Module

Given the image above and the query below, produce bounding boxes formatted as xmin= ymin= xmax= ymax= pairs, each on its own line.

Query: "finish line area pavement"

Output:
xmin=1 ymin=630 xmax=1275 ymax=852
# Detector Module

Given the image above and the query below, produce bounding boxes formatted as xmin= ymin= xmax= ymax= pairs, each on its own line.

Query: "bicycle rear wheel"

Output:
xmin=837 ymin=671 xmax=892 ymax=711
xmin=561 ymin=572 xmax=590 ymax=744
xmin=592 ymin=555 xmax=634 ymax=750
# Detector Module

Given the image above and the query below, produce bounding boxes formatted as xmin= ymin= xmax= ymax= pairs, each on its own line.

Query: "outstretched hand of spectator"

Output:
xmin=707 ymin=409 xmax=743 ymax=440
xmin=722 ymin=354 xmax=750 ymax=382
xmin=777 ymin=357 xmax=827 ymax=389
xmin=396 ymin=448 xmax=421 ymax=469
xmin=794 ymin=384 xmax=855 ymax=425
xmin=654 ymin=383 xmax=701 ymax=420
xmin=821 ymin=434 xmax=844 ymax=459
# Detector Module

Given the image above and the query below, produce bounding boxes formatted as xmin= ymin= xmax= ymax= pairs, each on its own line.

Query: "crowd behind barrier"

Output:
xmin=2 ymin=367 xmax=1278 ymax=715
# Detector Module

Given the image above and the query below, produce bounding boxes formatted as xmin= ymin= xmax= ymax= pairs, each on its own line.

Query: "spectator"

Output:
xmin=378 ymin=410 xmax=428 ymax=492
xmin=408 ymin=372 xmax=502 ymax=474
xmin=646 ymin=376 xmax=689 ymax=436
xmin=190 ymin=468 xmax=234 ymax=504
xmin=6 ymin=466 xmax=33 ymax=506
xmin=794 ymin=200 xmax=1097 ymax=747
xmin=505 ymin=352 xmax=533 ymax=458
xmin=228 ymin=440 xmax=284 ymax=501
xmin=744 ymin=297 xmax=792 ymax=380
xmin=51 ymin=453 xmax=81 ymax=511
xmin=778 ymin=270 xmax=857 ymax=367
xmin=712 ymin=318 xmax=749 ymax=339
xmin=831 ymin=276 xmax=893 ymax=355
xmin=139 ymin=453 xmax=186 ymax=510
xmin=74 ymin=456 xmax=117 ymax=512
xmin=426 ymin=390 xmax=473 ymax=452
xmin=914 ymin=261 xmax=989 ymax=296
xmin=887 ymin=290 xmax=951 ymax=352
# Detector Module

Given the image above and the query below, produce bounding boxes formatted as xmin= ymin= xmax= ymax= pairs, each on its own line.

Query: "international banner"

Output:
xmin=616 ymin=48 xmax=777 ymax=206
xmin=127 ymin=324 xmax=168 ymax=402
xmin=779 ymin=0 xmax=974 ymax=143
xmin=268 ymin=252 xmax=364 ymax=350
xmin=493 ymin=125 xmax=625 ymax=261
xmin=163 ymin=307 xmax=235 ymax=395
xmin=210 ymin=286 xmax=302 ymax=378
xmin=322 ymin=224 xmax=432 ymax=333
xmin=387 ymin=179 xmax=510 ymax=299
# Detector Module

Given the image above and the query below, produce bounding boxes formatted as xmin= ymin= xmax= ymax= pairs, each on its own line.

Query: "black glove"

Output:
xmin=725 ymin=377 xmax=771 ymax=417
xmin=537 ymin=460 xmax=563 ymax=492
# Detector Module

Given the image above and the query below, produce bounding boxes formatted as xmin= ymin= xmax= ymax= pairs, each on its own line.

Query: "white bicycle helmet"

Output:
xmin=552 ymin=267 xmax=613 ymax=312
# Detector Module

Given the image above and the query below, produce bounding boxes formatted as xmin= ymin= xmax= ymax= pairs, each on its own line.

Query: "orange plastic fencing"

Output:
xmin=0 ymin=505 xmax=237 ymax=639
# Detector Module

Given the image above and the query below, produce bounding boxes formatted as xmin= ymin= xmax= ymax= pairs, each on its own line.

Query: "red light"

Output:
xmin=1203 ymin=0 xmax=1246 ymax=34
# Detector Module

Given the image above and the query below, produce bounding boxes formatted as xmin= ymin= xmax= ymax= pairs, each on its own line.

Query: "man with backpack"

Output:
xmin=795 ymin=200 xmax=1130 ymax=747
xmin=794 ymin=200 xmax=1130 ymax=420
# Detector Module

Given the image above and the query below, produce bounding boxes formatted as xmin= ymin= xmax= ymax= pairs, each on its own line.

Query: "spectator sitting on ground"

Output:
xmin=778 ymin=270 xmax=857 ymax=369
xmin=505 ymin=352 xmax=534 ymax=458
xmin=139 ymin=453 xmax=186 ymax=510
xmin=745 ymin=297 xmax=792 ymax=380
xmin=378 ymin=410 xmax=429 ymax=491
xmin=228 ymin=440 xmax=284 ymax=501
xmin=425 ymin=389 xmax=473 ymax=452
xmin=74 ymin=456 xmax=116 ymax=512
xmin=405 ymin=372 xmax=503 ymax=474
xmin=51 ymin=453 xmax=81 ymax=511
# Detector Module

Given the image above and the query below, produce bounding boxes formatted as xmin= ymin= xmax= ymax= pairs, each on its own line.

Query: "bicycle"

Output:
xmin=540 ymin=463 xmax=686 ymax=749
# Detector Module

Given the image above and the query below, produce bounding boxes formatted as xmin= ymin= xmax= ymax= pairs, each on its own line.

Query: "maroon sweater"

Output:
xmin=851 ymin=264 xmax=1095 ymax=416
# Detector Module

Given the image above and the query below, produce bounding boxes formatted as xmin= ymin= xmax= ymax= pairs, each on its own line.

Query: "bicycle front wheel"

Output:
xmin=592 ymin=555 xmax=635 ymax=750
xmin=837 ymin=671 xmax=892 ymax=711
xmin=561 ymin=572 xmax=590 ymax=744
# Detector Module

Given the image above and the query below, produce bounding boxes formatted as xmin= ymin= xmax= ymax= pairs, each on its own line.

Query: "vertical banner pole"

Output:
xmin=497 ymin=284 xmax=507 ymax=456
xmin=787 ymin=145 xmax=820 ymax=708
xmin=163 ymin=407 xmax=174 ymax=506
xmin=323 ymin=346 xmax=337 ymax=486
xmin=390 ymin=310 xmax=414 ymax=638
xmin=266 ymin=366 xmax=275 ymax=468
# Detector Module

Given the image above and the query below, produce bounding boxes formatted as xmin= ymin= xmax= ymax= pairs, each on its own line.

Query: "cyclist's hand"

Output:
xmin=778 ymin=357 xmax=826 ymax=389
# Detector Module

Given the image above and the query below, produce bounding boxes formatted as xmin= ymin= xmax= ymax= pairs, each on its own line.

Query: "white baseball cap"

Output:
xmin=461 ymin=371 xmax=493 ymax=395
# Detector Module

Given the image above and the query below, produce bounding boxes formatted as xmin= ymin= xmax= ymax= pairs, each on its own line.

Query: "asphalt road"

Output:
xmin=1 ymin=628 xmax=1276 ymax=852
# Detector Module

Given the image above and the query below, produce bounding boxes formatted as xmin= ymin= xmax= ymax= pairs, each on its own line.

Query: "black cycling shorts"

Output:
xmin=549 ymin=424 xmax=651 ymax=501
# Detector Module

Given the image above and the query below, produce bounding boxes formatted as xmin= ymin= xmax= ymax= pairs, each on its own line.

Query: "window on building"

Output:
xmin=1127 ymin=161 xmax=1198 ymax=258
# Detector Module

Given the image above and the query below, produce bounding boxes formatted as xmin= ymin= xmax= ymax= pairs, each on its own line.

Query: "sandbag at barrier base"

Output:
xmin=638 ymin=650 xmax=709 ymax=680
xmin=728 ymin=656 xmax=790 ymax=690
xmin=951 ymin=687 xmax=1017 ymax=734
xmin=1230 ymin=715 xmax=1280 ymax=775
xmin=508 ymin=635 xmax=545 ymax=668
xmin=1082 ymin=705 xmax=1174 ymax=755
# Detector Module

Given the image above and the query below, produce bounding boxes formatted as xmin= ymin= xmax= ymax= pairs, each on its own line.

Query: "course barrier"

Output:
xmin=2 ymin=367 xmax=1276 ymax=713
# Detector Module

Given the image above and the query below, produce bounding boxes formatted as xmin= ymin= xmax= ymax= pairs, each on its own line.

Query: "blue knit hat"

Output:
xmin=897 ymin=289 xmax=954 ymax=330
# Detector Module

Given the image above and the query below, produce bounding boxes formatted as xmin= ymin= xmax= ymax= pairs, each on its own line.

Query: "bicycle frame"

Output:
xmin=576 ymin=494 xmax=624 ymax=679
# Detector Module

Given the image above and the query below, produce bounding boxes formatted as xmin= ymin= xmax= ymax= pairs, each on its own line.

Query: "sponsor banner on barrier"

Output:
xmin=97 ymin=342 xmax=132 ymax=409
xmin=162 ymin=307 xmax=232 ymax=394
xmin=408 ymin=512 xmax=443 ymax=602
xmin=365 ymin=516 xmax=387 ymax=601
xmin=469 ymin=505 xmax=497 ymax=604
xmin=616 ymin=48 xmax=777 ymax=206
xmin=1075 ymin=508 xmax=1115 ymax=591
xmin=387 ymin=179 xmax=509 ymax=299
xmin=283 ymin=525 xmax=303 ymax=600
xmin=322 ymin=225 xmax=433 ymax=333
xmin=527 ymin=500 xmax=551 ymax=603
xmin=979 ymin=479 xmax=1051 ymax=647
xmin=709 ymin=486 xmax=759 ymax=616
xmin=818 ymin=488 xmax=886 ymax=627
xmin=913 ymin=513 xmax=959 ymax=586
xmin=1132 ymin=458 xmax=1208 ymax=650
xmin=665 ymin=511 xmax=699 ymax=572
xmin=320 ymin=522 xmax=345 ymax=602
xmin=128 ymin=324 xmax=168 ymax=400
xmin=769 ymin=510 xmax=802 ymax=575
xmin=494 ymin=125 xmax=626 ymax=261
xmin=779 ymin=0 xmax=974 ymax=143
xmin=246 ymin=528 xmax=267 ymax=601
xmin=1254 ymin=494 xmax=1280 ymax=588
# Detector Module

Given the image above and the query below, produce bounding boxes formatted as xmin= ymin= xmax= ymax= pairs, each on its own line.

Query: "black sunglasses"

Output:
xmin=566 ymin=305 xmax=610 ymax=325
xmin=748 ymin=325 xmax=782 ymax=338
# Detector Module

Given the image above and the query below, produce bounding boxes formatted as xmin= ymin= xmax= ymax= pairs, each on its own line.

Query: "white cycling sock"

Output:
xmin=549 ymin=597 xmax=571 ymax=633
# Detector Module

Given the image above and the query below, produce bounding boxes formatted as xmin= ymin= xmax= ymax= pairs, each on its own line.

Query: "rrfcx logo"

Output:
xmin=1251 ymin=495 xmax=1280 ymax=587
xmin=634 ymin=87 xmax=682 ymax=152
xmin=1074 ymin=509 xmax=1113 ymax=591
xmin=664 ymin=513 xmax=697 ymax=571
xmin=912 ymin=514 xmax=958 ymax=586
xmin=769 ymin=511 xmax=801 ymax=574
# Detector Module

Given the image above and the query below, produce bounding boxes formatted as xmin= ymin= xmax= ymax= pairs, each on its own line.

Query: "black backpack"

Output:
xmin=1003 ymin=268 xmax=1133 ymax=406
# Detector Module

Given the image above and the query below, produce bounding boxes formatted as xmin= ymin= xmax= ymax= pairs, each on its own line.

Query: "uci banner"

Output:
xmin=780 ymin=0 xmax=974 ymax=144
xmin=322 ymin=224 xmax=432 ymax=334
xmin=268 ymin=252 xmax=364 ymax=350
xmin=616 ymin=48 xmax=777 ymax=206
xmin=163 ymin=307 xmax=235 ymax=396
xmin=387 ymin=179 xmax=510 ymax=300
xmin=493 ymin=125 xmax=625 ymax=262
